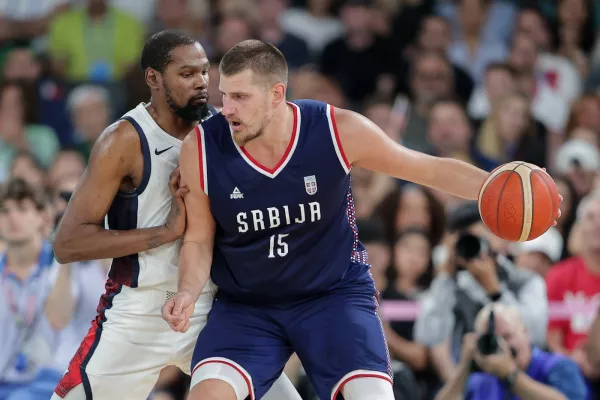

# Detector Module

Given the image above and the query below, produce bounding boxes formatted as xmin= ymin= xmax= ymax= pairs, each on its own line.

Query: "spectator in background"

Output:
xmin=399 ymin=15 xmax=474 ymax=104
xmin=515 ymin=7 xmax=583 ymax=105
xmin=48 ymin=0 xmax=145 ymax=82
xmin=446 ymin=0 xmax=508 ymax=84
xmin=402 ymin=52 xmax=455 ymax=154
xmin=376 ymin=184 xmax=446 ymax=248
xmin=9 ymin=152 xmax=46 ymax=189
xmin=415 ymin=202 xmax=548 ymax=382
xmin=357 ymin=219 xmax=391 ymax=292
xmin=554 ymin=139 xmax=600 ymax=197
xmin=383 ymin=229 xmax=432 ymax=370
xmin=555 ymin=0 xmax=596 ymax=77
xmin=475 ymin=92 xmax=546 ymax=167
xmin=0 ymin=81 xmax=59 ymax=182
xmin=427 ymin=98 xmax=499 ymax=171
xmin=319 ymin=0 xmax=397 ymax=108
xmin=47 ymin=149 xmax=86 ymax=189
xmin=351 ymin=166 xmax=396 ymax=220
xmin=0 ymin=179 xmax=58 ymax=400
xmin=67 ymin=85 xmax=111 ymax=160
xmin=436 ymin=0 xmax=516 ymax=46
xmin=435 ymin=303 xmax=588 ymax=400
xmin=2 ymin=46 xmax=73 ymax=145
xmin=281 ymin=0 xmax=344 ymax=57
xmin=513 ymin=227 xmax=564 ymax=277
xmin=0 ymin=0 xmax=69 ymax=43
xmin=509 ymin=33 xmax=570 ymax=133
xmin=257 ymin=0 xmax=310 ymax=70
xmin=546 ymin=191 xmax=600 ymax=381
xmin=553 ymin=175 xmax=580 ymax=259
xmin=212 ymin=11 xmax=256 ymax=61
xmin=565 ymin=94 xmax=600 ymax=136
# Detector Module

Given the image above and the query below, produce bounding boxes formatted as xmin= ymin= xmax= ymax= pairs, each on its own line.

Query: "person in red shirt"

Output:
xmin=546 ymin=191 xmax=600 ymax=379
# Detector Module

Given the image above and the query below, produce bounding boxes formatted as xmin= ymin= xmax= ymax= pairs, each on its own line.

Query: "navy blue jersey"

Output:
xmin=197 ymin=100 xmax=371 ymax=302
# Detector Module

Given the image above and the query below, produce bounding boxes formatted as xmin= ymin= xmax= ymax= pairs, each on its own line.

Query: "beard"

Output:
xmin=164 ymin=85 xmax=210 ymax=122
xmin=232 ymin=104 xmax=272 ymax=147
xmin=233 ymin=122 xmax=265 ymax=147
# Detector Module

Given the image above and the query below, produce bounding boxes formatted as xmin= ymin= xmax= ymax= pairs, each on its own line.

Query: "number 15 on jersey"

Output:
xmin=268 ymin=234 xmax=289 ymax=258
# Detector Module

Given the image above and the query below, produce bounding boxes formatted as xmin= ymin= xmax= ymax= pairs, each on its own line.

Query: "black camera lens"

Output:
xmin=455 ymin=233 xmax=484 ymax=260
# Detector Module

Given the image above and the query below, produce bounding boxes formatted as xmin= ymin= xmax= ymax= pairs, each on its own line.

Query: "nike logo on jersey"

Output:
xmin=155 ymin=146 xmax=173 ymax=155
xmin=230 ymin=187 xmax=244 ymax=199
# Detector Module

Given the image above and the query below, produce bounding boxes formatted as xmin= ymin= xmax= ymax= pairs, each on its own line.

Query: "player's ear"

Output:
xmin=145 ymin=68 xmax=161 ymax=90
xmin=271 ymin=82 xmax=286 ymax=106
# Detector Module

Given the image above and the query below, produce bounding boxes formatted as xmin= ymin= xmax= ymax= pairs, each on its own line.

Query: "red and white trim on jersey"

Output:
xmin=195 ymin=125 xmax=208 ymax=195
xmin=330 ymin=370 xmax=393 ymax=400
xmin=326 ymin=104 xmax=351 ymax=175
xmin=192 ymin=357 xmax=255 ymax=400
xmin=231 ymin=102 xmax=301 ymax=179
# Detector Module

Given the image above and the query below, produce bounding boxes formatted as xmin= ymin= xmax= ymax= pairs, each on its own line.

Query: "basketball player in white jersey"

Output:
xmin=50 ymin=31 xmax=300 ymax=400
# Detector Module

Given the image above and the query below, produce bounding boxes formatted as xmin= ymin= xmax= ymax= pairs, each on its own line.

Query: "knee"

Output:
xmin=190 ymin=358 xmax=252 ymax=400
xmin=340 ymin=375 xmax=394 ymax=400
xmin=189 ymin=379 xmax=237 ymax=400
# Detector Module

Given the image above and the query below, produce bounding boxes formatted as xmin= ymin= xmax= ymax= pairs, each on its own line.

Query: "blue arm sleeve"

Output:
xmin=546 ymin=359 xmax=589 ymax=400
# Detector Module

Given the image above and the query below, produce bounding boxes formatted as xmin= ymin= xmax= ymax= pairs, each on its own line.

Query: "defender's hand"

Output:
xmin=164 ymin=168 xmax=189 ymax=242
xmin=162 ymin=290 xmax=195 ymax=332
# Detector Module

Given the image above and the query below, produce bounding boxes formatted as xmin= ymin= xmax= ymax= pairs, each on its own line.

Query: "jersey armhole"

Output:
xmin=325 ymin=104 xmax=351 ymax=174
xmin=195 ymin=125 xmax=208 ymax=195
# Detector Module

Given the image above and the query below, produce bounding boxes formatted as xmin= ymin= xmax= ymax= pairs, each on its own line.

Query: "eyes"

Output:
xmin=180 ymin=70 xmax=209 ymax=79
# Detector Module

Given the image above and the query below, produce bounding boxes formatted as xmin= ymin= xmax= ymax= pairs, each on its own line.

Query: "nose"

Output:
xmin=194 ymin=73 xmax=208 ymax=90
xmin=221 ymin=98 xmax=236 ymax=117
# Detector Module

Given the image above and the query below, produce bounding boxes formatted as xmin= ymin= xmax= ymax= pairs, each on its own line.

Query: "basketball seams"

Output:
xmin=515 ymin=165 xmax=533 ymax=242
xmin=495 ymin=163 xmax=524 ymax=239
xmin=533 ymin=170 xmax=555 ymax=238
xmin=478 ymin=164 xmax=520 ymax=235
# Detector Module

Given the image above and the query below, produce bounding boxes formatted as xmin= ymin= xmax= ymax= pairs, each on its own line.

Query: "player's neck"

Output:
xmin=147 ymin=101 xmax=196 ymax=140
xmin=253 ymin=102 xmax=294 ymax=150
xmin=5 ymin=236 xmax=42 ymax=275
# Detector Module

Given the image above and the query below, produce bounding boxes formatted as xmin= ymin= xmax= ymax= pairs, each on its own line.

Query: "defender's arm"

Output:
xmin=53 ymin=120 xmax=180 ymax=263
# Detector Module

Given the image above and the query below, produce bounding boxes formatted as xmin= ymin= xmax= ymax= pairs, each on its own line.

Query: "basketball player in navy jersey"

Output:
xmin=163 ymin=40 xmax=562 ymax=400
xmin=51 ymin=32 xmax=299 ymax=400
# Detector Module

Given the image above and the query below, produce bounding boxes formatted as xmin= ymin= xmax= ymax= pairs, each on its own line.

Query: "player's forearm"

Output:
xmin=427 ymin=157 xmax=488 ymax=200
xmin=178 ymin=241 xmax=212 ymax=300
xmin=54 ymin=224 xmax=173 ymax=263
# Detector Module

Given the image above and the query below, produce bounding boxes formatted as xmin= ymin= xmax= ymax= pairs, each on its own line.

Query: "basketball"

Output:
xmin=478 ymin=162 xmax=560 ymax=242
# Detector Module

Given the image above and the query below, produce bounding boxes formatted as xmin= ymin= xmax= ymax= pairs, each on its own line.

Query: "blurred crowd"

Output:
xmin=3 ymin=0 xmax=600 ymax=399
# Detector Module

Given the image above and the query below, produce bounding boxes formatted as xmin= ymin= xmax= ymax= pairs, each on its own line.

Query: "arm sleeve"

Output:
xmin=546 ymin=359 xmax=589 ymax=400
xmin=413 ymin=273 xmax=457 ymax=346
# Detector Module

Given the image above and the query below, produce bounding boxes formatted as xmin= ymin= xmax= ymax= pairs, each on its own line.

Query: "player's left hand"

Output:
xmin=542 ymin=168 xmax=563 ymax=226
xmin=162 ymin=290 xmax=195 ymax=333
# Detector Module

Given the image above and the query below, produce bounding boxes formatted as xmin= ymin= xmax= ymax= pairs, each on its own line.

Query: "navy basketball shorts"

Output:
xmin=191 ymin=287 xmax=392 ymax=400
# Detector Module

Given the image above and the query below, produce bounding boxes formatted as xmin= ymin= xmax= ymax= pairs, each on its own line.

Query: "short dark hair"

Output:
xmin=140 ymin=30 xmax=198 ymax=73
xmin=219 ymin=40 xmax=288 ymax=86
xmin=0 ymin=178 xmax=46 ymax=210
xmin=447 ymin=202 xmax=481 ymax=232
xmin=486 ymin=62 xmax=517 ymax=79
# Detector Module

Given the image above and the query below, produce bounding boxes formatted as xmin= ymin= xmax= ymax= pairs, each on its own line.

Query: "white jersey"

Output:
xmin=105 ymin=103 xmax=217 ymax=292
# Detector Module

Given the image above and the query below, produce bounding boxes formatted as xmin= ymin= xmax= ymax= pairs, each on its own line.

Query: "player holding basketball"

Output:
xmin=50 ymin=32 xmax=299 ymax=400
xmin=163 ymin=40 xmax=562 ymax=400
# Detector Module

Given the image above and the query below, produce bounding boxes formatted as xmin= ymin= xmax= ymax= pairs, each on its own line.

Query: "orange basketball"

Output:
xmin=478 ymin=162 xmax=560 ymax=242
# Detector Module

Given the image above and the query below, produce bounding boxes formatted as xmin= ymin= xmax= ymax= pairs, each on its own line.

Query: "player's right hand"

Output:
xmin=162 ymin=290 xmax=195 ymax=332
xmin=164 ymin=167 xmax=189 ymax=241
